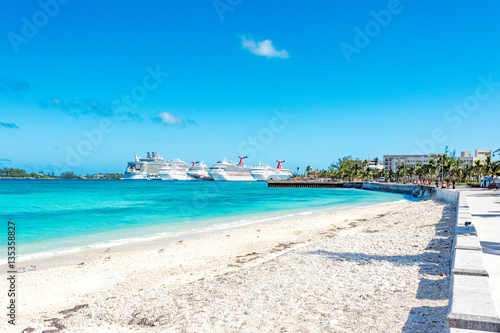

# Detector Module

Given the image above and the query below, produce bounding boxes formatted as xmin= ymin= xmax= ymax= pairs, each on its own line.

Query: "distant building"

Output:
xmin=383 ymin=150 xmax=491 ymax=172
xmin=366 ymin=160 xmax=384 ymax=170
xmin=383 ymin=154 xmax=436 ymax=172
xmin=455 ymin=150 xmax=491 ymax=167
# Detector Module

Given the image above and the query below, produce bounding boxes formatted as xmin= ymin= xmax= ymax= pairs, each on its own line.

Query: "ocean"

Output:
xmin=0 ymin=179 xmax=412 ymax=263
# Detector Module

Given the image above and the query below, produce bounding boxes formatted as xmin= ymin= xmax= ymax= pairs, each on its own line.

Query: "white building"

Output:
xmin=383 ymin=150 xmax=491 ymax=172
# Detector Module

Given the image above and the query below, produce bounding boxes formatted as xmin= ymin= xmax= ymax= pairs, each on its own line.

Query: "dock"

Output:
xmin=267 ymin=181 xmax=344 ymax=188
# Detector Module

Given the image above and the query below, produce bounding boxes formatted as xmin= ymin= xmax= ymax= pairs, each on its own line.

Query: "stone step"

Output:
xmin=447 ymin=275 xmax=500 ymax=331
xmin=454 ymin=235 xmax=482 ymax=251
xmin=451 ymin=249 xmax=489 ymax=277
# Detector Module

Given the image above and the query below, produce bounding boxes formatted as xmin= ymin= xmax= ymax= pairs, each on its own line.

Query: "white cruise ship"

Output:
xmin=251 ymin=160 xmax=293 ymax=181
xmin=209 ymin=157 xmax=255 ymax=181
xmin=186 ymin=161 xmax=212 ymax=180
xmin=158 ymin=159 xmax=192 ymax=180
xmin=124 ymin=152 xmax=168 ymax=179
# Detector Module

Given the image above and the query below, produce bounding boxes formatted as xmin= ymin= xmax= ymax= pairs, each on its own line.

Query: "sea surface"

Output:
xmin=0 ymin=179 xmax=412 ymax=263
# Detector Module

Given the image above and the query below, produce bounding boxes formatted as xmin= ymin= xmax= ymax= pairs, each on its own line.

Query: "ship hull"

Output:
xmin=124 ymin=173 xmax=148 ymax=180
xmin=210 ymin=172 xmax=255 ymax=181
xmin=158 ymin=172 xmax=192 ymax=181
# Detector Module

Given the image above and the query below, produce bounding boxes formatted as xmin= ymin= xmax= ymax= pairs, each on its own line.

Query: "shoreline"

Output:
xmin=2 ymin=196 xmax=413 ymax=271
xmin=2 ymin=198 xmax=454 ymax=332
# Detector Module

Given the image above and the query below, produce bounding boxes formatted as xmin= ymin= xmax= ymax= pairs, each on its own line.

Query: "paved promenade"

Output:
xmin=462 ymin=188 xmax=500 ymax=310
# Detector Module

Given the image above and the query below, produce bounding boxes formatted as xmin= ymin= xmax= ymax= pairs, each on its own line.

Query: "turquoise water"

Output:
xmin=0 ymin=179 xmax=411 ymax=262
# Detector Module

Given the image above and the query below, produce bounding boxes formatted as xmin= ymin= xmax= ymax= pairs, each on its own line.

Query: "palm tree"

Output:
xmin=384 ymin=169 xmax=395 ymax=182
xmin=396 ymin=163 xmax=407 ymax=182
xmin=374 ymin=157 xmax=379 ymax=166
xmin=436 ymin=154 xmax=449 ymax=181
xmin=362 ymin=159 xmax=369 ymax=170
xmin=449 ymin=158 xmax=462 ymax=182
xmin=481 ymin=155 xmax=494 ymax=181
xmin=406 ymin=164 xmax=416 ymax=182
xmin=473 ymin=160 xmax=483 ymax=182
xmin=427 ymin=158 xmax=437 ymax=181
xmin=415 ymin=164 xmax=425 ymax=182
xmin=462 ymin=165 xmax=473 ymax=183
xmin=305 ymin=165 xmax=312 ymax=177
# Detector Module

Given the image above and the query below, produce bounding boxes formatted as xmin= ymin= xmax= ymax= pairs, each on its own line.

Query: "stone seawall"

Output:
xmin=343 ymin=182 xmax=459 ymax=203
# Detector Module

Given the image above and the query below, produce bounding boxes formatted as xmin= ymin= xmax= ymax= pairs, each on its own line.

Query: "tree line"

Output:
xmin=298 ymin=154 xmax=500 ymax=184
xmin=0 ymin=168 xmax=124 ymax=179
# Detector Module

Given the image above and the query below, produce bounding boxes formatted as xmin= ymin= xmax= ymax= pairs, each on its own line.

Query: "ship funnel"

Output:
xmin=191 ymin=161 xmax=199 ymax=167
xmin=238 ymin=156 xmax=248 ymax=166
xmin=276 ymin=160 xmax=285 ymax=169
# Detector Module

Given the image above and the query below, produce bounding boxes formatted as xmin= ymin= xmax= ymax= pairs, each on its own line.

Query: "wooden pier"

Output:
xmin=268 ymin=181 xmax=344 ymax=188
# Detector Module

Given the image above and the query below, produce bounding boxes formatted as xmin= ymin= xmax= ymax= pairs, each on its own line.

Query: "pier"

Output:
xmin=267 ymin=181 xmax=344 ymax=188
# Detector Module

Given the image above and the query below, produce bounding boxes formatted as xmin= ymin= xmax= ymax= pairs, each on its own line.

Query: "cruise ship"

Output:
xmin=186 ymin=161 xmax=212 ymax=180
xmin=158 ymin=159 xmax=192 ymax=180
xmin=251 ymin=160 xmax=293 ymax=181
xmin=124 ymin=152 xmax=168 ymax=179
xmin=209 ymin=156 xmax=255 ymax=181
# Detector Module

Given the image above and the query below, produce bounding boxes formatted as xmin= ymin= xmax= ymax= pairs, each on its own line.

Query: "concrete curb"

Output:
xmin=451 ymin=249 xmax=489 ymax=277
xmin=446 ymin=192 xmax=500 ymax=331
xmin=447 ymin=329 xmax=498 ymax=333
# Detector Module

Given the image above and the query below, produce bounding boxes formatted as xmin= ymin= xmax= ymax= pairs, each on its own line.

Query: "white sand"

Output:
xmin=1 ymin=199 xmax=455 ymax=332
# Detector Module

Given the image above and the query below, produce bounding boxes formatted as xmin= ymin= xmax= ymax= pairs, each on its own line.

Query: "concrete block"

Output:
xmin=447 ymin=328 xmax=496 ymax=333
xmin=451 ymin=249 xmax=489 ymax=277
xmin=447 ymin=275 xmax=500 ymax=331
xmin=451 ymin=248 xmax=489 ymax=277
xmin=457 ymin=216 xmax=473 ymax=226
xmin=456 ymin=225 xmax=478 ymax=236
xmin=458 ymin=212 xmax=472 ymax=218
xmin=454 ymin=235 xmax=482 ymax=251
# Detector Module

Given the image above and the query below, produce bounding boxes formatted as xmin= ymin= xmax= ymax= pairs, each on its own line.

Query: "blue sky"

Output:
xmin=1 ymin=0 xmax=499 ymax=174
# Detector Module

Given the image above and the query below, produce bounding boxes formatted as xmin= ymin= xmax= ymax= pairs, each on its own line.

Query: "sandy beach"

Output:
xmin=2 ymin=199 xmax=455 ymax=332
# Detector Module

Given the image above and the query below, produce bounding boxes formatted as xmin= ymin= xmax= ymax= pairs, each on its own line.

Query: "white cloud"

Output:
xmin=241 ymin=36 xmax=289 ymax=59
xmin=158 ymin=112 xmax=183 ymax=125
xmin=151 ymin=112 xmax=197 ymax=128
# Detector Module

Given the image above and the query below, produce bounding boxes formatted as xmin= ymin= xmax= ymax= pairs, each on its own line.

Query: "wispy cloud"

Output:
xmin=0 ymin=158 xmax=12 ymax=162
xmin=38 ymin=97 xmax=114 ymax=118
xmin=151 ymin=112 xmax=197 ymax=128
xmin=38 ymin=97 xmax=143 ymax=122
xmin=241 ymin=36 xmax=289 ymax=59
xmin=0 ymin=77 xmax=30 ymax=94
xmin=0 ymin=122 xmax=19 ymax=129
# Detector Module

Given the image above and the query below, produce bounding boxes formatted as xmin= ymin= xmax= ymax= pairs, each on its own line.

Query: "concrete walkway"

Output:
xmin=462 ymin=189 xmax=500 ymax=311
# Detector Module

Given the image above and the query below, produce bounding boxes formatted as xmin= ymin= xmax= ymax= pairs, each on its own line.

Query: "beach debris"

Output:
xmin=31 ymin=265 xmax=38 ymax=271
xmin=44 ymin=317 xmax=66 ymax=330
xmin=159 ymin=248 xmax=165 ymax=253
xmin=270 ymin=242 xmax=297 ymax=253
xmin=78 ymin=261 xmax=86 ymax=266
xmin=59 ymin=304 xmax=89 ymax=315
xmin=105 ymin=256 xmax=112 ymax=260
xmin=105 ymin=248 xmax=111 ymax=252
xmin=178 ymin=240 xmax=183 ymax=243
xmin=226 ymin=234 xmax=230 ymax=237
